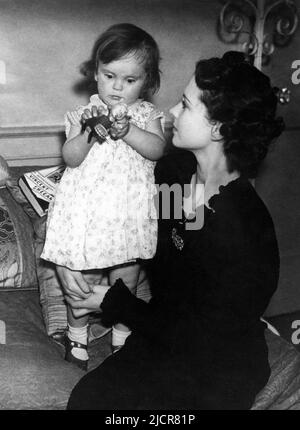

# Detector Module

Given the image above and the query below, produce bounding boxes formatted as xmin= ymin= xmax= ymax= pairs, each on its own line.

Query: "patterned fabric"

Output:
xmin=0 ymin=187 xmax=38 ymax=290
xmin=42 ymin=96 xmax=164 ymax=270
xmin=0 ymin=156 xmax=10 ymax=187
xmin=252 ymin=330 xmax=300 ymax=410
xmin=6 ymin=168 xmax=69 ymax=334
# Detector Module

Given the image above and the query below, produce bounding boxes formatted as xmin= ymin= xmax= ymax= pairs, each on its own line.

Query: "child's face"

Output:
xmin=95 ymin=53 xmax=147 ymax=107
xmin=170 ymin=77 xmax=217 ymax=151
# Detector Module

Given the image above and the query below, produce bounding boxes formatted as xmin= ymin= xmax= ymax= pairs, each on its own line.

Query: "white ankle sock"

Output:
xmin=68 ymin=324 xmax=89 ymax=361
xmin=112 ymin=326 xmax=132 ymax=347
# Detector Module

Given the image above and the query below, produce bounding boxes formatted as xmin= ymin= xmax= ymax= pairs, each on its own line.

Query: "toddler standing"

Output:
xmin=41 ymin=23 xmax=166 ymax=370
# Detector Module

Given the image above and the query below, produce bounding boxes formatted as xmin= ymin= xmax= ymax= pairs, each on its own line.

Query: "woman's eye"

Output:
xmin=127 ymin=79 xmax=136 ymax=84
xmin=105 ymin=74 xmax=113 ymax=79
xmin=181 ymin=100 xmax=187 ymax=109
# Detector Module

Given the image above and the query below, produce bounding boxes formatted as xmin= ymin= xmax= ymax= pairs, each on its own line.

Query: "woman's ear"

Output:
xmin=94 ymin=74 xmax=98 ymax=82
xmin=211 ymin=122 xmax=222 ymax=141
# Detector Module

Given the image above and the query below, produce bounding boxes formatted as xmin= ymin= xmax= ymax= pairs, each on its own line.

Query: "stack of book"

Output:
xmin=18 ymin=165 xmax=65 ymax=217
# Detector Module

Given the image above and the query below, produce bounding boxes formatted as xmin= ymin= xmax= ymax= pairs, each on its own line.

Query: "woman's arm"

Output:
xmin=65 ymin=248 xmax=278 ymax=354
xmin=98 ymin=225 xmax=279 ymax=351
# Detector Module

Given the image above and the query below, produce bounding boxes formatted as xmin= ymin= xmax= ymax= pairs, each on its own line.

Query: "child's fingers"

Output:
xmin=81 ymin=108 xmax=92 ymax=121
xmin=113 ymin=117 xmax=129 ymax=130
xmin=116 ymin=120 xmax=128 ymax=129
xmin=81 ymin=109 xmax=93 ymax=133
xmin=110 ymin=119 xmax=130 ymax=139
xmin=97 ymin=105 xmax=107 ymax=116
xmin=72 ymin=308 xmax=92 ymax=318
xmin=110 ymin=128 xmax=118 ymax=140
xmin=91 ymin=105 xmax=98 ymax=117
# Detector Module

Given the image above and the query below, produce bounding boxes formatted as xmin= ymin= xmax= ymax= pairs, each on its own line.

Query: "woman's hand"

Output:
xmin=56 ymin=265 xmax=92 ymax=300
xmin=65 ymin=285 xmax=111 ymax=318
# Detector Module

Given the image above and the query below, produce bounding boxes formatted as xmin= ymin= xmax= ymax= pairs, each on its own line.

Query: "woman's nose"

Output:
xmin=169 ymin=103 xmax=179 ymax=119
xmin=113 ymin=79 xmax=123 ymax=91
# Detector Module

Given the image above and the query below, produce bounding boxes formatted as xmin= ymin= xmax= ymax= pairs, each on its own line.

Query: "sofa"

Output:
xmin=1 ymin=163 xmax=300 ymax=410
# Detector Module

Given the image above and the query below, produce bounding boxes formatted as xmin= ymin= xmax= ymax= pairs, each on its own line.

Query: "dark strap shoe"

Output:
xmin=64 ymin=336 xmax=88 ymax=371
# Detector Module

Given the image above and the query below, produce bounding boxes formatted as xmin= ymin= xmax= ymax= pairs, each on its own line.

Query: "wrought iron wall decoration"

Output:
xmin=218 ymin=0 xmax=298 ymax=68
xmin=218 ymin=0 xmax=298 ymax=104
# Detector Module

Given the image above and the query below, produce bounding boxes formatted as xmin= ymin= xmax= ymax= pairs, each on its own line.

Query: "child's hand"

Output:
xmin=110 ymin=116 xmax=130 ymax=140
xmin=81 ymin=105 xmax=109 ymax=135
xmin=109 ymin=103 xmax=130 ymax=140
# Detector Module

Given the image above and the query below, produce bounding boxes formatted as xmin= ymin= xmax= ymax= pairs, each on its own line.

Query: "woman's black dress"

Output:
xmin=68 ymin=152 xmax=279 ymax=410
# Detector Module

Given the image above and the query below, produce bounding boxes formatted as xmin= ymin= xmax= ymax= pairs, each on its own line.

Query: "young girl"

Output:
xmin=41 ymin=23 xmax=166 ymax=370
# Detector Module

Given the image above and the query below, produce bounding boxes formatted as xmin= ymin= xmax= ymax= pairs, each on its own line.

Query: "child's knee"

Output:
xmin=82 ymin=269 xmax=103 ymax=286
xmin=109 ymin=262 xmax=140 ymax=293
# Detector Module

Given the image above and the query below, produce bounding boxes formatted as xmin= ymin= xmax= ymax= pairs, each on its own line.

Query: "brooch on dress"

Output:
xmin=171 ymin=227 xmax=184 ymax=251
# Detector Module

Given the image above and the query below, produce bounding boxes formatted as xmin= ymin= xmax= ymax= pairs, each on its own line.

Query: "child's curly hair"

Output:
xmin=81 ymin=23 xmax=161 ymax=97
xmin=195 ymin=51 xmax=285 ymax=177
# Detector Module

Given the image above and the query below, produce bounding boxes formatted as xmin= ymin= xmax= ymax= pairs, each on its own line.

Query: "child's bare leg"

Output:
xmin=66 ymin=269 xmax=103 ymax=368
xmin=108 ymin=262 xmax=140 ymax=351
xmin=67 ymin=305 xmax=90 ymax=327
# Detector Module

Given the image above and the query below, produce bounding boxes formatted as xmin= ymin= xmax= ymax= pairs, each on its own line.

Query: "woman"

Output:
xmin=59 ymin=51 xmax=284 ymax=409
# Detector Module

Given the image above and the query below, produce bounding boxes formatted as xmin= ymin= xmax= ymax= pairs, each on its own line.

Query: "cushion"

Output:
xmin=0 ymin=290 xmax=84 ymax=409
xmin=0 ymin=185 xmax=38 ymax=291
xmin=252 ymin=330 xmax=300 ymax=409
xmin=33 ymin=214 xmax=68 ymax=337
xmin=6 ymin=169 xmax=67 ymax=335
xmin=0 ymin=156 xmax=11 ymax=187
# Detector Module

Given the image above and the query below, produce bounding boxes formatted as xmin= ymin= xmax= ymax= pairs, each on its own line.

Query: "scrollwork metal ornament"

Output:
xmin=219 ymin=0 xmax=298 ymax=70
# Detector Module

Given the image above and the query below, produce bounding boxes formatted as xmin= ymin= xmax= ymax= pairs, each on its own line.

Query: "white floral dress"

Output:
xmin=41 ymin=95 xmax=164 ymax=270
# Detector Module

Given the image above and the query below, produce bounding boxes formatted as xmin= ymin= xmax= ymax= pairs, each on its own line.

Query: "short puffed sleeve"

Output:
xmin=135 ymin=101 xmax=165 ymax=131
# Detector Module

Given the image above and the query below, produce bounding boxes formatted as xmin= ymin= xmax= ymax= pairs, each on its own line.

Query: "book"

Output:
xmin=18 ymin=165 xmax=65 ymax=217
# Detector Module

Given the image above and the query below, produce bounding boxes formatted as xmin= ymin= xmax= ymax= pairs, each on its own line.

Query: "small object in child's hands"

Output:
xmin=82 ymin=103 xmax=130 ymax=144
xmin=110 ymin=103 xmax=128 ymax=120
xmin=83 ymin=115 xmax=113 ymax=144
xmin=109 ymin=103 xmax=130 ymax=140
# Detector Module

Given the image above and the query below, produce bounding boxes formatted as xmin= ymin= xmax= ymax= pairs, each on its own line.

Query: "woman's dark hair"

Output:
xmin=195 ymin=51 xmax=285 ymax=177
xmin=81 ymin=23 xmax=161 ymax=96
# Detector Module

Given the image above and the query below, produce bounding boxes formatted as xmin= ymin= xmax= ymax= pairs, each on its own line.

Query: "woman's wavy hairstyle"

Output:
xmin=80 ymin=23 xmax=161 ymax=97
xmin=195 ymin=51 xmax=285 ymax=177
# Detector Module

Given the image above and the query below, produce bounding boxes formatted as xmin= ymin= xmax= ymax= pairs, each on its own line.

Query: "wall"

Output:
xmin=258 ymin=131 xmax=300 ymax=316
xmin=0 ymin=0 xmax=226 ymax=128
xmin=255 ymin=1 xmax=300 ymax=315
xmin=0 ymin=0 xmax=228 ymax=164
